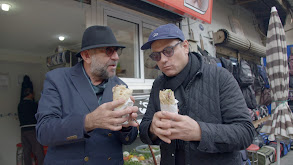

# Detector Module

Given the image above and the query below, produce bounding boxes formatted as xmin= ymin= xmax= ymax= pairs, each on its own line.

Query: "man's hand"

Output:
xmin=149 ymin=111 xmax=173 ymax=143
xmin=122 ymin=96 xmax=139 ymax=128
xmin=150 ymin=111 xmax=202 ymax=143
xmin=84 ymin=98 xmax=138 ymax=132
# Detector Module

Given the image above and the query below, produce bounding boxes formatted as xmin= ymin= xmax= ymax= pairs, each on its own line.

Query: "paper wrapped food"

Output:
xmin=112 ymin=85 xmax=133 ymax=124
xmin=159 ymin=89 xmax=178 ymax=114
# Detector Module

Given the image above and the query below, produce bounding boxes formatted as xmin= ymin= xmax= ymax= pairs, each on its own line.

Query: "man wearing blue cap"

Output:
xmin=36 ymin=26 xmax=138 ymax=165
xmin=139 ymin=23 xmax=254 ymax=165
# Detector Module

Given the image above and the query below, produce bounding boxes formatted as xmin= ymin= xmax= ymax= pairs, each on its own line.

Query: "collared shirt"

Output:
xmin=81 ymin=63 xmax=108 ymax=104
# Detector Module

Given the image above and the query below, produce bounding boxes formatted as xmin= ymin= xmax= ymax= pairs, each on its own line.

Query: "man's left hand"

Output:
xmin=121 ymin=106 xmax=138 ymax=128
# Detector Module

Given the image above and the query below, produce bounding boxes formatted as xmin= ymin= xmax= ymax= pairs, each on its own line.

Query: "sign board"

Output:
xmin=145 ymin=0 xmax=213 ymax=24
xmin=133 ymin=95 xmax=150 ymax=124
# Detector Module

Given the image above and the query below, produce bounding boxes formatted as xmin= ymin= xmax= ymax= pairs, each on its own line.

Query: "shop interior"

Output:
xmin=0 ymin=0 xmax=87 ymax=164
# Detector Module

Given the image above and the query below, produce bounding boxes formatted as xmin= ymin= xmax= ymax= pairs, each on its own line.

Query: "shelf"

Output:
xmin=252 ymin=115 xmax=270 ymax=128
xmin=46 ymin=50 xmax=78 ymax=70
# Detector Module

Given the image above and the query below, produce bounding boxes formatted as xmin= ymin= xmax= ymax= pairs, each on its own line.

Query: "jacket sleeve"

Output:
xmin=35 ymin=73 xmax=86 ymax=146
xmin=139 ymin=81 xmax=162 ymax=145
xmin=116 ymin=127 xmax=138 ymax=145
xmin=196 ymin=69 xmax=255 ymax=153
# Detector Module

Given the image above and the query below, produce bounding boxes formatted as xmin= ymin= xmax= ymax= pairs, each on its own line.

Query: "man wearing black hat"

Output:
xmin=139 ymin=23 xmax=255 ymax=165
xmin=36 ymin=26 xmax=138 ymax=165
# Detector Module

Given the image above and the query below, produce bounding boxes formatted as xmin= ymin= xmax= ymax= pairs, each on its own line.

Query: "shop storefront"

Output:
xmin=2 ymin=0 xmax=293 ymax=164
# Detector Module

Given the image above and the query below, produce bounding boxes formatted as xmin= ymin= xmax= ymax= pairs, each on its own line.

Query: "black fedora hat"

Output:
xmin=76 ymin=25 xmax=125 ymax=57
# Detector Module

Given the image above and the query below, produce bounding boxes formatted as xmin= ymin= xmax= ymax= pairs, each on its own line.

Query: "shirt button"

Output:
xmin=84 ymin=156 xmax=89 ymax=162
xmin=125 ymin=136 xmax=129 ymax=141
xmin=171 ymin=153 xmax=174 ymax=157
xmin=108 ymin=157 xmax=111 ymax=160
xmin=108 ymin=133 xmax=112 ymax=137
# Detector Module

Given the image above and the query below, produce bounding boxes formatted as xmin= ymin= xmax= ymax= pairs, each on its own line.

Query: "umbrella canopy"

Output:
xmin=260 ymin=7 xmax=293 ymax=141
xmin=260 ymin=7 xmax=293 ymax=165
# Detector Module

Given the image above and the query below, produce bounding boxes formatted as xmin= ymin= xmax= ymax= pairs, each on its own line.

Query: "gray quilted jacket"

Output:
xmin=139 ymin=53 xmax=255 ymax=165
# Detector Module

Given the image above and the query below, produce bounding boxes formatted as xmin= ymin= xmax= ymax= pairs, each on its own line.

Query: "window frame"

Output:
xmin=102 ymin=5 xmax=166 ymax=90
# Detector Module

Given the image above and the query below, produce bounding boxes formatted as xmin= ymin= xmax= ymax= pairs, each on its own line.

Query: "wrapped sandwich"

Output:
xmin=112 ymin=85 xmax=133 ymax=124
xmin=113 ymin=85 xmax=133 ymax=107
xmin=159 ymin=89 xmax=178 ymax=114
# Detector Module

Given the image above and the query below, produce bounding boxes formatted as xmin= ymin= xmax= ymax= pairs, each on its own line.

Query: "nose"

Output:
xmin=159 ymin=52 xmax=168 ymax=62
xmin=110 ymin=51 xmax=119 ymax=60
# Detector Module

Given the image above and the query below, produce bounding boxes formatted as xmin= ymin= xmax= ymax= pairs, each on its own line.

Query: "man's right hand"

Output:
xmin=149 ymin=111 xmax=173 ymax=144
xmin=84 ymin=99 xmax=138 ymax=132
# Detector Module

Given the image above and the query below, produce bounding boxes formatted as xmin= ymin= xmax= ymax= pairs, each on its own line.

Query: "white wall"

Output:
xmin=0 ymin=56 xmax=46 ymax=165
xmin=285 ymin=14 xmax=293 ymax=45
xmin=181 ymin=0 xmax=264 ymax=57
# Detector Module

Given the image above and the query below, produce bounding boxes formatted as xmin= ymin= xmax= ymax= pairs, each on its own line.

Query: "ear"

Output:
xmin=182 ymin=40 xmax=189 ymax=55
xmin=80 ymin=50 xmax=91 ymax=64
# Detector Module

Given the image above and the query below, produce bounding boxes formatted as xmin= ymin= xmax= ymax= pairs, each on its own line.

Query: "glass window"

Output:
xmin=107 ymin=16 xmax=140 ymax=78
xmin=142 ymin=26 xmax=162 ymax=79
xmin=105 ymin=10 xmax=163 ymax=84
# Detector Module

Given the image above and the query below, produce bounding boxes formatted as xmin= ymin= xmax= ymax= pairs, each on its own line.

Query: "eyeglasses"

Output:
xmin=149 ymin=41 xmax=182 ymax=61
xmin=98 ymin=47 xmax=123 ymax=57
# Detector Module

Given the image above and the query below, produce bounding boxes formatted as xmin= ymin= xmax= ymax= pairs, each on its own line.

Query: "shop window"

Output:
xmin=104 ymin=8 xmax=164 ymax=89
xmin=142 ymin=25 xmax=162 ymax=79
xmin=107 ymin=16 xmax=162 ymax=80
xmin=107 ymin=16 xmax=140 ymax=78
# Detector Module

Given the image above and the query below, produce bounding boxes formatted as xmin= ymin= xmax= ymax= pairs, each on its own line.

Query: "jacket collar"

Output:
xmin=163 ymin=52 xmax=203 ymax=91
xmin=191 ymin=52 xmax=204 ymax=75
xmin=69 ymin=62 xmax=117 ymax=112
xmin=69 ymin=62 xmax=99 ymax=112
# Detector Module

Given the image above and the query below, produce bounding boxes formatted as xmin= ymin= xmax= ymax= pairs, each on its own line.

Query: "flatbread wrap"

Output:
xmin=159 ymin=89 xmax=175 ymax=105
xmin=113 ymin=85 xmax=133 ymax=106
xmin=112 ymin=85 xmax=133 ymax=124
xmin=159 ymin=89 xmax=178 ymax=114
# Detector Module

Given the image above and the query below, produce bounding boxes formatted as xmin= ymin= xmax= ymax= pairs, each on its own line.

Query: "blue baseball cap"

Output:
xmin=141 ymin=23 xmax=185 ymax=50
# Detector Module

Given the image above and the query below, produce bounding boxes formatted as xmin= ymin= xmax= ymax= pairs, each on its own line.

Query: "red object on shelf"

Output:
xmin=247 ymin=144 xmax=260 ymax=151
xmin=246 ymin=144 xmax=260 ymax=165
xmin=17 ymin=143 xmax=22 ymax=147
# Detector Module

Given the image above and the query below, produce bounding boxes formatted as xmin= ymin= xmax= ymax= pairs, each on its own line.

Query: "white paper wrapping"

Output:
xmin=160 ymin=99 xmax=179 ymax=114
xmin=114 ymin=98 xmax=133 ymax=124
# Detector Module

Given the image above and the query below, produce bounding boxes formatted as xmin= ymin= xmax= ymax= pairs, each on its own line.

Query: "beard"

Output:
xmin=90 ymin=55 xmax=116 ymax=80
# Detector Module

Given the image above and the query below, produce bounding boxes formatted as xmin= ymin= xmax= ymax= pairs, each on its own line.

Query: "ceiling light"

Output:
xmin=58 ymin=36 xmax=65 ymax=41
xmin=1 ymin=3 xmax=11 ymax=11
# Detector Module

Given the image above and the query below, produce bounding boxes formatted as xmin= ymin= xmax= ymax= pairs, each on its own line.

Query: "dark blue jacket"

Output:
xmin=36 ymin=62 xmax=138 ymax=165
